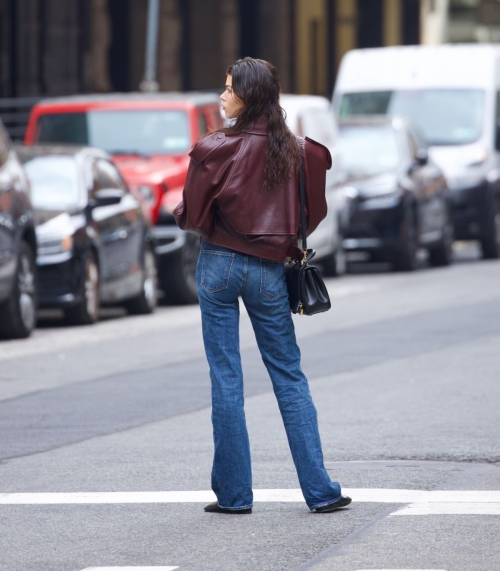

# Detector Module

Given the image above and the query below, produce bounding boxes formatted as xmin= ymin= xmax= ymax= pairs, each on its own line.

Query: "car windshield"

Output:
xmin=37 ymin=110 xmax=191 ymax=155
xmin=338 ymin=125 xmax=400 ymax=177
xmin=338 ymin=89 xmax=485 ymax=146
xmin=21 ymin=156 xmax=81 ymax=211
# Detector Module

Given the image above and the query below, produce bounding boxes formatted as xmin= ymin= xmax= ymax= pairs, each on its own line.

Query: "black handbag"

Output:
xmin=284 ymin=146 xmax=331 ymax=316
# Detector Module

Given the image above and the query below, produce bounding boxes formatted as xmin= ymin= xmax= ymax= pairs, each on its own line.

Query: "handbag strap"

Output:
xmin=297 ymin=139 xmax=308 ymax=262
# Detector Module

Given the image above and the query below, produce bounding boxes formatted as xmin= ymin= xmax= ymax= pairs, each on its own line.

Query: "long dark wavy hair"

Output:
xmin=220 ymin=57 xmax=300 ymax=189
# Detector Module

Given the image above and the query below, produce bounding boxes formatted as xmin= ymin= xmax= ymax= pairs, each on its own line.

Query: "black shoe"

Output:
xmin=204 ymin=501 xmax=252 ymax=514
xmin=314 ymin=495 xmax=352 ymax=513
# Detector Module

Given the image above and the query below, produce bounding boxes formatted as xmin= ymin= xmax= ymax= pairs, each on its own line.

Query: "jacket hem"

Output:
xmin=204 ymin=231 xmax=291 ymax=262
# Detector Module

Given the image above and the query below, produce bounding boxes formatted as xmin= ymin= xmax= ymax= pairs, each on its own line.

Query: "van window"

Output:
xmin=339 ymin=89 xmax=485 ymax=146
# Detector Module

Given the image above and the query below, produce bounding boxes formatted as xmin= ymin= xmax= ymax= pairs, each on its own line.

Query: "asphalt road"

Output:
xmin=0 ymin=243 xmax=499 ymax=571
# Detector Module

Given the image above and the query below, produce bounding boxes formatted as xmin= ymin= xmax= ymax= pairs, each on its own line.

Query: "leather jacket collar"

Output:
xmin=241 ymin=116 xmax=268 ymax=135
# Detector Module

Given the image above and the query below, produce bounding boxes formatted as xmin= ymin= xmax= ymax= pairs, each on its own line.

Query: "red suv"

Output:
xmin=25 ymin=92 xmax=223 ymax=303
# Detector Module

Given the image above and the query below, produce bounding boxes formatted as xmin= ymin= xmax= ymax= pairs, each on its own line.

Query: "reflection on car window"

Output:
xmin=22 ymin=156 xmax=81 ymax=211
xmin=90 ymin=162 xmax=105 ymax=194
xmin=38 ymin=110 xmax=191 ymax=155
xmin=339 ymin=89 xmax=484 ymax=146
xmin=338 ymin=125 xmax=400 ymax=177
xmin=95 ymin=159 xmax=127 ymax=191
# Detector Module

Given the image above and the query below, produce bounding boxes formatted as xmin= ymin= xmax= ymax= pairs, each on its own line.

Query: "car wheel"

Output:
xmin=392 ymin=210 xmax=417 ymax=272
xmin=64 ymin=251 xmax=100 ymax=325
xmin=428 ymin=212 xmax=454 ymax=267
xmin=124 ymin=246 xmax=158 ymax=315
xmin=322 ymin=230 xmax=347 ymax=278
xmin=160 ymin=234 xmax=200 ymax=305
xmin=0 ymin=240 xmax=37 ymax=339
xmin=480 ymin=193 xmax=500 ymax=260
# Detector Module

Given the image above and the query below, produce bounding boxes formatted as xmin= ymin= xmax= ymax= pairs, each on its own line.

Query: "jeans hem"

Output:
xmin=218 ymin=503 xmax=253 ymax=510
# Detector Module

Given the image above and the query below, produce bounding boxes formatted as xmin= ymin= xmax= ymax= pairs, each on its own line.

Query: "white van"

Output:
xmin=280 ymin=94 xmax=348 ymax=276
xmin=333 ymin=44 xmax=500 ymax=259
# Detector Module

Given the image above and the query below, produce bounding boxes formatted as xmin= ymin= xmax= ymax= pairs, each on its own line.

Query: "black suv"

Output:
xmin=0 ymin=122 xmax=37 ymax=338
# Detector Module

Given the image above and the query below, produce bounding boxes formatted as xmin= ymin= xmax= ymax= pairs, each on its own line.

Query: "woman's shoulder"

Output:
xmin=300 ymin=136 xmax=332 ymax=170
xmin=189 ymin=131 xmax=243 ymax=166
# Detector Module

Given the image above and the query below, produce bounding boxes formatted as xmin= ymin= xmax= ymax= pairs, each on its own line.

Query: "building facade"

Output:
xmin=0 ymin=0 xmax=420 ymax=138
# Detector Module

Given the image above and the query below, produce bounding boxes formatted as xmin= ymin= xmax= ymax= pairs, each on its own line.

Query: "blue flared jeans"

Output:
xmin=196 ymin=240 xmax=342 ymax=510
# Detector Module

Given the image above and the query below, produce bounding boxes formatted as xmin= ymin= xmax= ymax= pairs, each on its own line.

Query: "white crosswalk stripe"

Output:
xmin=0 ymin=488 xmax=499 ymax=506
xmin=81 ymin=567 xmax=179 ymax=570
xmin=391 ymin=502 xmax=500 ymax=516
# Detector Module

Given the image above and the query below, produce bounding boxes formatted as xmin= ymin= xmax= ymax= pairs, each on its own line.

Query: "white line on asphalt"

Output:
xmin=355 ymin=569 xmax=447 ymax=570
xmin=81 ymin=567 xmax=179 ymax=570
xmin=1 ymin=488 xmax=499 ymax=505
xmin=391 ymin=502 xmax=500 ymax=516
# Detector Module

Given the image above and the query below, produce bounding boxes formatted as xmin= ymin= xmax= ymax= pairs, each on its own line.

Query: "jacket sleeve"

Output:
xmin=173 ymin=133 xmax=228 ymax=237
xmin=301 ymin=136 xmax=331 ymax=237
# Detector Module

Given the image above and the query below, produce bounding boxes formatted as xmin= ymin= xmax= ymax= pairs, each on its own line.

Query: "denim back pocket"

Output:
xmin=260 ymin=259 xmax=285 ymax=300
xmin=201 ymin=250 xmax=235 ymax=293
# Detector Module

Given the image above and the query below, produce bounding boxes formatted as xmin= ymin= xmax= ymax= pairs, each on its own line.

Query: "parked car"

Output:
xmin=0 ymin=123 xmax=37 ymax=338
xmin=24 ymin=92 xmax=224 ymax=304
xmin=337 ymin=116 xmax=453 ymax=271
xmin=280 ymin=94 xmax=348 ymax=276
xmin=16 ymin=145 xmax=158 ymax=324
xmin=334 ymin=44 xmax=500 ymax=259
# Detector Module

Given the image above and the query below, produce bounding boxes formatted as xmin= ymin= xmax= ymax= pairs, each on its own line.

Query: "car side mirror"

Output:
xmin=90 ymin=188 xmax=125 ymax=208
xmin=415 ymin=149 xmax=428 ymax=166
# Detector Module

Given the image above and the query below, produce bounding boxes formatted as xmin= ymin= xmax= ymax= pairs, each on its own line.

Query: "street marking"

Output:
xmin=81 ymin=567 xmax=179 ymax=570
xmin=355 ymin=569 xmax=446 ymax=570
xmin=0 ymin=488 xmax=499 ymax=505
xmin=391 ymin=502 xmax=500 ymax=516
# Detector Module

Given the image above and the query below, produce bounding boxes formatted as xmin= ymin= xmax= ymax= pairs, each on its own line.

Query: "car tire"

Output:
xmin=64 ymin=250 xmax=100 ymax=326
xmin=392 ymin=210 xmax=417 ymax=272
xmin=124 ymin=246 xmax=158 ymax=315
xmin=322 ymin=230 xmax=347 ymax=278
xmin=428 ymin=212 xmax=454 ymax=267
xmin=0 ymin=240 xmax=37 ymax=339
xmin=480 ymin=193 xmax=500 ymax=260
xmin=160 ymin=235 xmax=200 ymax=305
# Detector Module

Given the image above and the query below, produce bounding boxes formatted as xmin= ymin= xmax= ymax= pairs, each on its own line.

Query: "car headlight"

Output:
xmin=37 ymin=234 xmax=73 ymax=256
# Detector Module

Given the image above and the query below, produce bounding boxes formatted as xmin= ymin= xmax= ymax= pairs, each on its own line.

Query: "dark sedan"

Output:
xmin=16 ymin=145 xmax=158 ymax=324
xmin=338 ymin=116 xmax=453 ymax=271
xmin=0 ymin=122 xmax=37 ymax=339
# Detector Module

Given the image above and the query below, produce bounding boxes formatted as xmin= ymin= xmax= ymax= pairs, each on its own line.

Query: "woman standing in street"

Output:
xmin=173 ymin=57 xmax=351 ymax=514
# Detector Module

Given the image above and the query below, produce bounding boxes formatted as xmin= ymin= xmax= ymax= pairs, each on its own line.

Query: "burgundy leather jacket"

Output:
xmin=173 ymin=117 xmax=331 ymax=262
